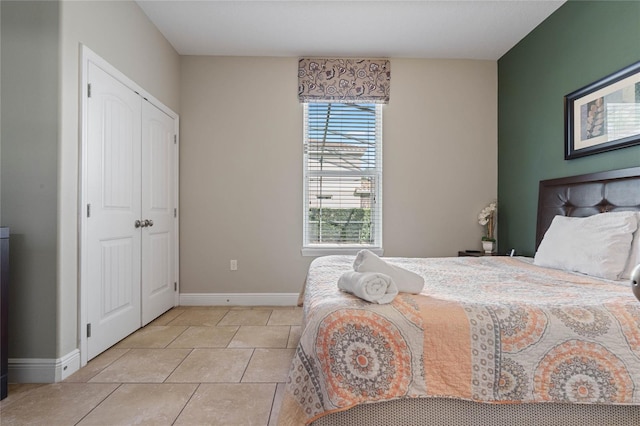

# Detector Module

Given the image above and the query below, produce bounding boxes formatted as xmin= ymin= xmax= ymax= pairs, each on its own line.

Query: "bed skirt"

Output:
xmin=311 ymin=397 xmax=640 ymax=426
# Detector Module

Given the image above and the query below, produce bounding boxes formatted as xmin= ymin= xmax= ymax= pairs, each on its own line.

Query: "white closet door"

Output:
xmin=141 ymin=100 xmax=176 ymax=325
xmin=86 ymin=63 xmax=142 ymax=359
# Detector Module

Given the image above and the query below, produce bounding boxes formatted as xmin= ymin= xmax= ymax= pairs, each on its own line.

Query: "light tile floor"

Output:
xmin=0 ymin=306 xmax=303 ymax=425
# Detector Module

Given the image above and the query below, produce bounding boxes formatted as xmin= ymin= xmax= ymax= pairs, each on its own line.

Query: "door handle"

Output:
xmin=135 ymin=219 xmax=154 ymax=229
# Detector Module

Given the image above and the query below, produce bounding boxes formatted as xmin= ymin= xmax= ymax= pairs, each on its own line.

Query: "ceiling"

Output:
xmin=136 ymin=0 xmax=566 ymax=60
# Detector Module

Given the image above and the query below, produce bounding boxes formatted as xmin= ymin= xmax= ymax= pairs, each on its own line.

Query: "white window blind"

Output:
xmin=303 ymin=103 xmax=382 ymax=255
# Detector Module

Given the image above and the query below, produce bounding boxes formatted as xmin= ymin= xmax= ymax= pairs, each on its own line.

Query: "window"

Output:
xmin=302 ymin=102 xmax=382 ymax=255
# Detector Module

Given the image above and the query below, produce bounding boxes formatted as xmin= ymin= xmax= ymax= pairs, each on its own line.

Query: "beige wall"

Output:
xmin=384 ymin=59 xmax=498 ymax=256
xmin=180 ymin=56 xmax=309 ymax=295
xmin=1 ymin=0 xmax=60 ymax=359
xmin=58 ymin=0 xmax=180 ymax=358
xmin=179 ymin=57 xmax=497 ymax=295
xmin=0 ymin=2 xmax=2 ymax=223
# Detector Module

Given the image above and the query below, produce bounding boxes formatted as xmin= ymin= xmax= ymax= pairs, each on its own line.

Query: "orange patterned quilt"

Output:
xmin=278 ymin=255 xmax=640 ymax=425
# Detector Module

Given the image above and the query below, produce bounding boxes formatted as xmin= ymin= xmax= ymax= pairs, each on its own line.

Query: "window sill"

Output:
xmin=301 ymin=246 xmax=384 ymax=257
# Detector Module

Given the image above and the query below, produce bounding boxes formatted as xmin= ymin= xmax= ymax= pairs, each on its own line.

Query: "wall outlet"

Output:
xmin=230 ymin=259 xmax=237 ymax=271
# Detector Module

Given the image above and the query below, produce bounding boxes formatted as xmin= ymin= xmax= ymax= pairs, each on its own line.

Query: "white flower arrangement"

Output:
xmin=478 ymin=201 xmax=497 ymax=241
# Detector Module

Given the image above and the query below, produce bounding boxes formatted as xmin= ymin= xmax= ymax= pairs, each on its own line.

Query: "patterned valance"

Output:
xmin=298 ymin=58 xmax=391 ymax=104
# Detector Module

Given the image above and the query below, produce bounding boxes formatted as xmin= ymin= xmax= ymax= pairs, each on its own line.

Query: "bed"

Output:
xmin=279 ymin=167 xmax=640 ymax=426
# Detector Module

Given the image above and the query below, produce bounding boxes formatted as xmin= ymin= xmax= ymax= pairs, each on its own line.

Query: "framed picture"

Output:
xmin=565 ymin=60 xmax=640 ymax=160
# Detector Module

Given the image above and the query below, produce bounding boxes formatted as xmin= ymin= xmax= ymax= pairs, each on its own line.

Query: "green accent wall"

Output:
xmin=498 ymin=0 xmax=640 ymax=256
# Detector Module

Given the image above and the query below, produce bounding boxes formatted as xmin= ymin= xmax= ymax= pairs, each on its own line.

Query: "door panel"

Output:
xmin=141 ymin=100 xmax=176 ymax=325
xmin=149 ymin=233 xmax=170 ymax=295
xmin=102 ymin=99 xmax=135 ymax=208
xmin=100 ymin=238 xmax=134 ymax=316
xmin=86 ymin=63 xmax=142 ymax=360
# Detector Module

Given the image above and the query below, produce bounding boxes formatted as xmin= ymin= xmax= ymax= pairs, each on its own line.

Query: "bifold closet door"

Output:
xmin=86 ymin=63 xmax=142 ymax=360
xmin=141 ymin=100 xmax=176 ymax=326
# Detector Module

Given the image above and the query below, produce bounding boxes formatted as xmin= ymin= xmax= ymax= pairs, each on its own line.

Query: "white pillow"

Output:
xmin=534 ymin=211 xmax=638 ymax=280
xmin=620 ymin=212 xmax=640 ymax=279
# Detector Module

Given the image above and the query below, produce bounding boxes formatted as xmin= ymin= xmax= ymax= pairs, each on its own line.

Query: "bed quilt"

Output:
xmin=278 ymin=255 xmax=640 ymax=425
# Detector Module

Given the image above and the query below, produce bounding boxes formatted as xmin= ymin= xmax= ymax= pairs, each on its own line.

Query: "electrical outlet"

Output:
xmin=230 ymin=259 xmax=237 ymax=271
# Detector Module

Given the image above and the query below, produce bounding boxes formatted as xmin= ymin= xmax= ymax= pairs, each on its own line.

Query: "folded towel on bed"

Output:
xmin=337 ymin=271 xmax=398 ymax=304
xmin=353 ymin=249 xmax=425 ymax=294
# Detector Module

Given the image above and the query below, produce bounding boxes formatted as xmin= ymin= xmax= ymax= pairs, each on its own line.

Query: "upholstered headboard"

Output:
xmin=536 ymin=167 xmax=640 ymax=250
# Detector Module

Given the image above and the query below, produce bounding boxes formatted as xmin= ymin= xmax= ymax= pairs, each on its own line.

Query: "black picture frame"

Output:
xmin=565 ymin=60 xmax=640 ymax=160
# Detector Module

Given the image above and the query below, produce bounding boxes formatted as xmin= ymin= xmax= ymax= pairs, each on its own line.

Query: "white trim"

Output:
xmin=180 ymin=293 xmax=299 ymax=307
xmin=8 ymin=349 xmax=80 ymax=383
xmin=79 ymin=44 xmax=90 ymax=368
xmin=301 ymin=246 xmax=383 ymax=257
xmin=173 ymin=119 xmax=180 ymax=307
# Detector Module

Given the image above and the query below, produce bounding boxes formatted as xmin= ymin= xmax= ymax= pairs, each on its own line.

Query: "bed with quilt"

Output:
xmin=278 ymin=167 xmax=640 ymax=426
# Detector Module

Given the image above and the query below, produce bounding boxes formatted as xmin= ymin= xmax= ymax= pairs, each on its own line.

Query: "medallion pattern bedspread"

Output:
xmin=278 ymin=255 xmax=640 ymax=425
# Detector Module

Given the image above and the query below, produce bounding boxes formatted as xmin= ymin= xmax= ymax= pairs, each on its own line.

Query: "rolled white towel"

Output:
xmin=337 ymin=271 xmax=398 ymax=304
xmin=353 ymin=249 xmax=425 ymax=294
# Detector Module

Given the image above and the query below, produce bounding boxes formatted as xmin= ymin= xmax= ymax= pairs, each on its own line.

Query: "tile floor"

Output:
xmin=0 ymin=306 xmax=303 ymax=425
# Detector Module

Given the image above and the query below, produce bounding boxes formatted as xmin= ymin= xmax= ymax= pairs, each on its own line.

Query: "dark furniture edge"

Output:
xmin=1 ymin=227 xmax=8 ymax=400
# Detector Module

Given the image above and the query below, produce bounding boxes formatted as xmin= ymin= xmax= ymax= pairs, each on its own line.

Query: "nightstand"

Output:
xmin=458 ymin=250 xmax=505 ymax=257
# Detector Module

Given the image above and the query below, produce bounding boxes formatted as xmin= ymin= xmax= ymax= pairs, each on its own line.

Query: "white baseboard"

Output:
xmin=179 ymin=293 xmax=299 ymax=307
xmin=9 ymin=349 xmax=80 ymax=383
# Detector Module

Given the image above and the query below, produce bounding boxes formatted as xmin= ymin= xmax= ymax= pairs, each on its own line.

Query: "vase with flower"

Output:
xmin=478 ymin=201 xmax=497 ymax=253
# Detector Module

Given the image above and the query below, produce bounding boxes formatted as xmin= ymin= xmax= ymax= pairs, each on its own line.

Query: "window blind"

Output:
xmin=303 ymin=103 xmax=382 ymax=251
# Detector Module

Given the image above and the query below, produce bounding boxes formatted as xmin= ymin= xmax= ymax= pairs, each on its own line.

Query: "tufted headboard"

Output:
xmin=536 ymin=167 xmax=640 ymax=250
